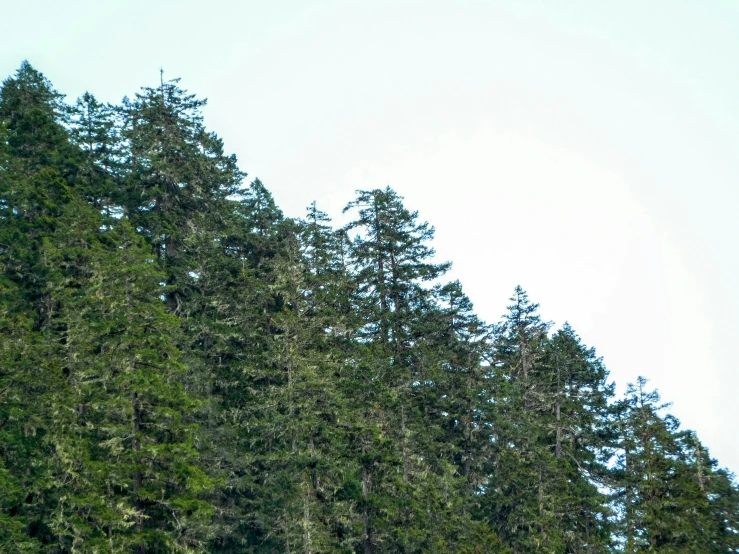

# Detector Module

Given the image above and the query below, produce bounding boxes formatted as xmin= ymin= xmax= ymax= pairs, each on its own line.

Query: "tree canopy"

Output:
xmin=1 ymin=62 xmax=736 ymax=553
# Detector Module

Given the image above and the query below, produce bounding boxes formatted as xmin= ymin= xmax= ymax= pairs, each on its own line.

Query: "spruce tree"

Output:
xmin=192 ymin=181 xmax=288 ymax=552
xmin=423 ymin=281 xmax=493 ymax=500
xmin=0 ymin=69 xmax=85 ymax=550
xmin=253 ymin=209 xmax=358 ymax=553
xmin=343 ymin=187 xmax=444 ymax=552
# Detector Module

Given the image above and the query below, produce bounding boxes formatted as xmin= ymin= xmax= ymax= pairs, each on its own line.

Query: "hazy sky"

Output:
xmin=3 ymin=0 xmax=738 ymax=471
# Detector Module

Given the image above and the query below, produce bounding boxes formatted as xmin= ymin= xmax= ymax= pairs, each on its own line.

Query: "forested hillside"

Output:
xmin=1 ymin=62 xmax=737 ymax=553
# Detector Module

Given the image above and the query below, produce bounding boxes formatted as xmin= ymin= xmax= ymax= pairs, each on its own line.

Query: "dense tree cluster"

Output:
xmin=1 ymin=62 xmax=737 ymax=553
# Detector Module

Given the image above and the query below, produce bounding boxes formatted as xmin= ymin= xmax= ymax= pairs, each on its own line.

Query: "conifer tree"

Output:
xmin=68 ymin=92 xmax=122 ymax=209
xmin=343 ymin=187 xmax=444 ymax=551
xmin=190 ymin=181 xmax=288 ymax=552
xmin=1 ymin=63 xmax=215 ymax=552
xmin=483 ymin=286 xmax=554 ymax=552
xmin=118 ymin=74 xmax=243 ymax=314
xmin=251 ymin=210 xmax=359 ymax=553
xmin=342 ymin=188 xmax=501 ymax=552
xmin=614 ymin=378 xmax=739 ymax=552
xmin=0 ymin=164 xmax=49 ymax=552
xmin=484 ymin=291 xmax=617 ymax=553
xmin=0 ymin=61 xmax=80 ymax=179
xmin=539 ymin=324 xmax=615 ymax=552
xmin=46 ymin=213 xmax=215 ymax=552
xmin=422 ymin=281 xmax=492 ymax=501
xmin=0 ymin=72 xmax=83 ymax=550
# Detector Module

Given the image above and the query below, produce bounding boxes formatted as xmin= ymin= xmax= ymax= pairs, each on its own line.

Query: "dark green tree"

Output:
xmin=539 ymin=324 xmax=615 ymax=552
xmin=46 ymin=214 xmax=215 ymax=552
xmin=614 ymin=378 xmax=739 ymax=553
xmin=343 ymin=188 xmax=501 ymax=553
xmin=0 ymin=86 xmax=80 ymax=549
xmin=483 ymin=286 xmax=554 ymax=552
xmin=118 ymin=74 xmax=244 ymax=314
xmin=0 ymin=61 xmax=80 ymax=179
xmin=1 ymin=64 xmax=215 ymax=553
xmin=68 ymin=92 xmax=123 ymax=210
xmin=426 ymin=282 xmax=495 ymax=501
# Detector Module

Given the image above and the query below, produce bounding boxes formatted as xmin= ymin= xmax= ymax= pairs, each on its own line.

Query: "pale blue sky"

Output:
xmin=4 ymin=0 xmax=738 ymax=471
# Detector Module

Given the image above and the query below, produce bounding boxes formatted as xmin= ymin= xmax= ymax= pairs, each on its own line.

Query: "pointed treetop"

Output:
xmin=502 ymin=286 xmax=550 ymax=333
xmin=0 ymin=60 xmax=65 ymax=117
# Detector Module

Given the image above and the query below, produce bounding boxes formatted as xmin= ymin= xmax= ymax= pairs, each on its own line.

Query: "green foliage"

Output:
xmin=614 ymin=378 xmax=739 ymax=553
xmin=68 ymin=91 xmax=123 ymax=209
xmin=0 ymin=61 xmax=81 ymax=178
xmin=1 ymin=62 xmax=736 ymax=553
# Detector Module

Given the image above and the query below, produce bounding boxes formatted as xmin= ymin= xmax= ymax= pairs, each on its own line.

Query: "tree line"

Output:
xmin=1 ymin=62 xmax=737 ymax=553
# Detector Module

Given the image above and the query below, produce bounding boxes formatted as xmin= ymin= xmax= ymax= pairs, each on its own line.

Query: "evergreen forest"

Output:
xmin=1 ymin=62 xmax=737 ymax=553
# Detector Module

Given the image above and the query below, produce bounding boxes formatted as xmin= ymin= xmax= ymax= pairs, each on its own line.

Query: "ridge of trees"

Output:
xmin=0 ymin=61 xmax=736 ymax=553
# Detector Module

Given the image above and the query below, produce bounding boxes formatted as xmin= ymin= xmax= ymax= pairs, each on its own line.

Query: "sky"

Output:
xmin=3 ymin=0 xmax=738 ymax=472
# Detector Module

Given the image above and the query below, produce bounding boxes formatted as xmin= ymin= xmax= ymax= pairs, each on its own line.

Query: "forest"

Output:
xmin=0 ymin=61 xmax=737 ymax=553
